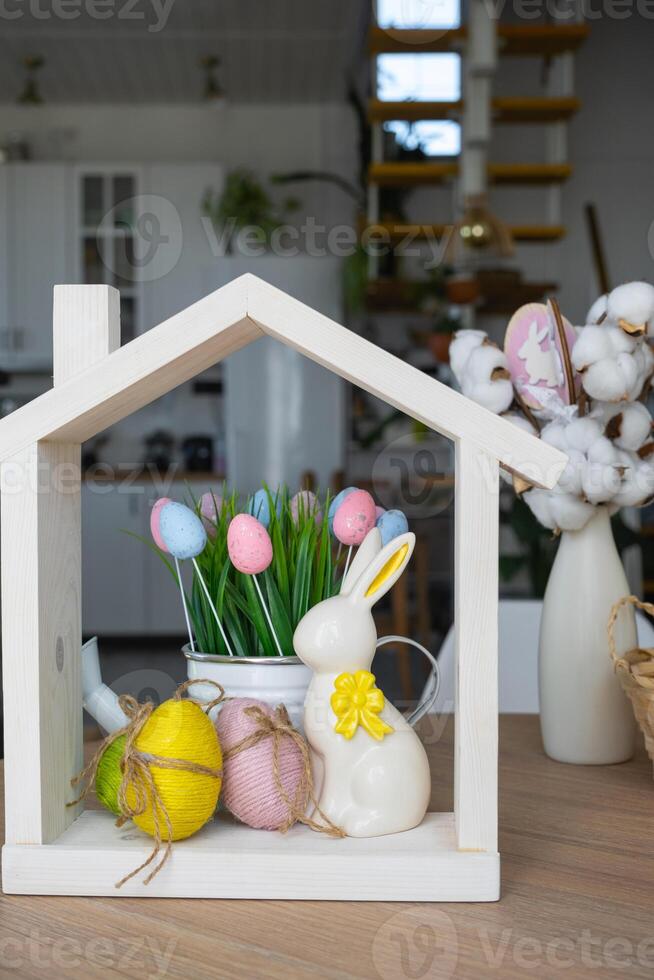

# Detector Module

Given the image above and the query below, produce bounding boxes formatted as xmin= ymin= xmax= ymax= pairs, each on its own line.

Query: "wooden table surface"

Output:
xmin=2 ymin=715 xmax=654 ymax=979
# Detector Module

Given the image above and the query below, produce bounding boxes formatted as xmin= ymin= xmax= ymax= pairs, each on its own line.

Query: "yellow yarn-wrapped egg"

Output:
xmin=128 ymin=699 xmax=222 ymax=841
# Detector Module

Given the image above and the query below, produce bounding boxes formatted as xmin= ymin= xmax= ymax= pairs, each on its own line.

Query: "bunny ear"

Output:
xmin=348 ymin=532 xmax=415 ymax=608
xmin=340 ymin=527 xmax=382 ymax=595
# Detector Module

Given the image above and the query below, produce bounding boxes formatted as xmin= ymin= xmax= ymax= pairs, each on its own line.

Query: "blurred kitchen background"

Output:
xmin=0 ymin=2 xmax=653 ymax=735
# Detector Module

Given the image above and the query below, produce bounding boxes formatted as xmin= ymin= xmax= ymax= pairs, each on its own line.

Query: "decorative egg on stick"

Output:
xmin=199 ymin=491 xmax=222 ymax=537
xmin=151 ymin=498 xmax=195 ymax=651
xmin=228 ymin=514 xmax=284 ymax=657
xmin=153 ymin=500 xmax=234 ymax=657
xmin=247 ymin=487 xmax=281 ymax=529
xmin=333 ymin=488 xmax=377 ymax=579
xmin=290 ymin=490 xmax=322 ymax=526
xmin=328 ymin=486 xmax=356 ymax=534
xmin=376 ymin=509 xmax=409 ymax=546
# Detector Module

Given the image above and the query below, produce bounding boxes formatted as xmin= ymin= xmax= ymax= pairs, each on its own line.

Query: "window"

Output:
xmin=377 ymin=52 xmax=461 ymax=157
xmin=376 ymin=0 xmax=460 ymax=29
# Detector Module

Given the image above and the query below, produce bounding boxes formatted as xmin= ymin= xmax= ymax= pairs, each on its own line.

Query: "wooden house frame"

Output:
xmin=0 ymin=276 xmax=566 ymax=900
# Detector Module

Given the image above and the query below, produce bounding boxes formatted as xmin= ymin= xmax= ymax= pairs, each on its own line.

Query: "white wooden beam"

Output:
xmin=247 ymin=276 xmax=566 ymax=487
xmin=1 ymin=286 xmax=119 ymax=844
xmin=0 ymin=276 xmax=566 ymax=486
xmin=454 ymin=440 xmax=499 ymax=854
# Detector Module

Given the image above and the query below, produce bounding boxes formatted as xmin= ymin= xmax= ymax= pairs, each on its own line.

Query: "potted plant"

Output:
xmin=202 ymin=169 xmax=300 ymax=252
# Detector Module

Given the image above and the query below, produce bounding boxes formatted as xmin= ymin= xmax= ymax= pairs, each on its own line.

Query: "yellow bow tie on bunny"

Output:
xmin=330 ymin=670 xmax=394 ymax=741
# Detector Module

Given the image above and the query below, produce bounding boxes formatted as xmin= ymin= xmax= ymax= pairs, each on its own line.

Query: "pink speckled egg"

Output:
xmin=289 ymin=490 xmax=322 ymax=526
xmin=200 ymin=491 xmax=222 ymax=537
xmin=333 ymin=489 xmax=376 ymax=546
xmin=227 ymin=514 xmax=273 ymax=574
xmin=150 ymin=497 xmax=172 ymax=551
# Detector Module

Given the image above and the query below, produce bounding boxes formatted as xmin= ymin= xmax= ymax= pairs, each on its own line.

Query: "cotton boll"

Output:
xmin=586 ymin=435 xmax=621 ymax=466
xmin=581 ymin=356 xmax=638 ymax=402
xmin=523 ymin=488 xmax=556 ymax=530
xmin=586 ymin=294 xmax=608 ymax=325
xmin=607 ymin=281 xmax=654 ymax=331
xmin=449 ymin=330 xmax=487 ymax=386
xmin=540 ymin=420 xmax=568 ymax=452
xmin=611 ymin=455 xmax=654 ymax=508
xmin=557 ymin=448 xmax=585 ymax=495
xmin=523 ymin=487 xmax=594 ymax=532
xmin=565 ymin=417 xmax=603 ymax=454
xmin=572 ymin=325 xmax=633 ymax=372
xmin=572 ymin=324 xmax=644 ymax=401
xmin=596 ymin=401 xmax=653 ymax=451
xmin=580 ymin=459 xmax=622 ymax=505
xmin=549 ymin=493 xmax=596 ymax=531
xmin=460 ymin=344 xmax=514 ymax=415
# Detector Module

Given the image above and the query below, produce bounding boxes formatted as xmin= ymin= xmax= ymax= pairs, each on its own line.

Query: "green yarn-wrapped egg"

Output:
xmin=95 ymin=734 xmax=126 ymax=816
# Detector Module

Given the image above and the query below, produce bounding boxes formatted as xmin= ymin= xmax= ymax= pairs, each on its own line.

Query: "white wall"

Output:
xmin=0 ymin=102 xmax=360 ymax=228
xmin=557 ymin=19 xmax=654 ymax=319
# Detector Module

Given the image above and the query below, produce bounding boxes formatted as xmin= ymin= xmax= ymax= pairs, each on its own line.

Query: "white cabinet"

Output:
xmin=141 ymin=164 xmax=224 ymax=330
xmin=82 ymin=484 xmax=146 ymax=634
xmin=208 ymin=256 xmax=345 ymax=493
xmin=5 ymin=164 xmax=74 ymax=367
xmin=82 ymin=477 xmax=220 ymax=636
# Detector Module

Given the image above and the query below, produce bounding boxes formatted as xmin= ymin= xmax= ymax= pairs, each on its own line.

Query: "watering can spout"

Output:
xmin=81 ymin=637 xmax=128 ymax=733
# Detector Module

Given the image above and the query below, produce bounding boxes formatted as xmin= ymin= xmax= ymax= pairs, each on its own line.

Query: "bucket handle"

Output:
xmin=375 ymin=635 xmax=440 ymax=728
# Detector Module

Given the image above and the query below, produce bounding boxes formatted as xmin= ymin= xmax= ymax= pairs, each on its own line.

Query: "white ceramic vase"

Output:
xmin=183 ymin=648 xmax=312 ymax=732
xmin=539 ymin=507 xmax=637 ymax=765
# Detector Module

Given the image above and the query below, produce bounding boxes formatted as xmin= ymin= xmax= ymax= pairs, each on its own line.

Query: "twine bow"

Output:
xmin=70 ymin=679 xmax=226 ymax=888
xmin=225 ymin=705 xmax=345 ymax=838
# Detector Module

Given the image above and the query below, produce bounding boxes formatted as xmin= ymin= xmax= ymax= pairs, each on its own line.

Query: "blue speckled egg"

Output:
xmin=328 ymin=487 xmax=357 ymax=535
xmin=247 ymin=488 xmax=281 ymax=528
xmin=159 ymin=502 xmax=207 ymax=560
xmin=376 ymin=509 xmax=409 ymax=546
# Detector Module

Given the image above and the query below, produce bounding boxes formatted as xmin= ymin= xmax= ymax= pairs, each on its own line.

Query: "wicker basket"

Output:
xmin=608 ymin=596 xmax=654 ymax=771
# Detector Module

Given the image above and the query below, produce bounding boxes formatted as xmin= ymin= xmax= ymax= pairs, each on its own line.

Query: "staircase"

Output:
xmin=365 ymin=19 xmax=588 ymax=250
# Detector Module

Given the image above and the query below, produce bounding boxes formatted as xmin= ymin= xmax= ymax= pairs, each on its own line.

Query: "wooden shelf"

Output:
xmin=369 ymin=99 xmax=461 ymax=122
xmin=493 ymin=97 xmax=580 ymax=122
xmin=361 ymin=221 xmax=565 ymax=243
xmin=369 ymin=23 xmax=589 ymax=56
xmin=369 ymin=26 xmax=465 ymax=53
xmin=499 ymin=24 xmax=589 ymax=56
xmin=369 ymin=162 xmax=457 ymax=185
xmin=368 ymin=97 xmax=580 ymax=124
xmin=365 ymin=278 xmax=558 ymax=315
xmin=489 ymin=162 xmax=572 ymax=184
xmin=368 ymin=162 xmax=572 ymax=186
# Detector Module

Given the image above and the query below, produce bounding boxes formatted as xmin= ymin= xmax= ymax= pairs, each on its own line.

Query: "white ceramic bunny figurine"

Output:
xmin=293 ymin=528 xmax=431 ymax=838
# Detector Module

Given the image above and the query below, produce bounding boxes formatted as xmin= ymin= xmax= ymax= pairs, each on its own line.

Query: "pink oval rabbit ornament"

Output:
xmin=293 ymin=528 xmax=432 ymax=838
xmin=504 ymin=303 xmax=579 ymax=410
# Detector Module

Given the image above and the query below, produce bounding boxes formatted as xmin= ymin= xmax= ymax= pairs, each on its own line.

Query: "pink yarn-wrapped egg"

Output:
xmin=200 ymin=491 xmax=222 ymax=537
xmin=289 ymin=490 xmax=322 ymax=526
xmin=215 ymin=698 xmax=308 ymax=831
xmin=227 ymin=513 xmax=273 ymax=574
xmin=333 ymin=489 xmax=376 ymax=546
xmin=150 ymin=497 xmax=172 ymax=551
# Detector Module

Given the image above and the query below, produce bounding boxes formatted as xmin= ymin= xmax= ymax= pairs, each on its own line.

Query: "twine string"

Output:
xmin=224 ymin=705 xmax=345 ymax=839
xmin=69 ymin=679 xmax=227 ymax=888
